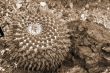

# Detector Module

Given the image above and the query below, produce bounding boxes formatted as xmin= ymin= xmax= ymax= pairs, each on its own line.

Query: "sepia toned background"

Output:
xmin=0 ymin=0 xmax=110 ymax=73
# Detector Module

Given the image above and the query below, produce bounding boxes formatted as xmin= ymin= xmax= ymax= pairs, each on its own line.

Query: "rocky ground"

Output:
xmin=0 ymin=0 xmax=110 ymax=73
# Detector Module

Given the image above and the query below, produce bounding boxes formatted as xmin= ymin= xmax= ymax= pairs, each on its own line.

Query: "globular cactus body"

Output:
xmin=4 ymin=13 xmax=70 ymax=72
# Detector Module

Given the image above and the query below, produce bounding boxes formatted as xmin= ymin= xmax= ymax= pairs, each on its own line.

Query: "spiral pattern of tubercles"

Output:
xmin=6 ymin=13 xmax=70 ymax=72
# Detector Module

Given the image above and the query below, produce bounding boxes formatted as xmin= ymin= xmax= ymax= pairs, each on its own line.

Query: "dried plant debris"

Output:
xmin=48 ymin=0 xmax=98 ymax=8
xmin=67 ymin=20 xmax=110 ymax=73
xmin=80 ymin=2 xmax=110 ymax=29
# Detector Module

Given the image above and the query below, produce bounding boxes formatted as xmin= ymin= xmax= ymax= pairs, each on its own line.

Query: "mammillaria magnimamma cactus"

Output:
xmin=2 ymin=12 xmax=70 ymax=73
